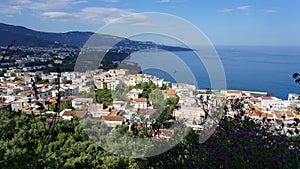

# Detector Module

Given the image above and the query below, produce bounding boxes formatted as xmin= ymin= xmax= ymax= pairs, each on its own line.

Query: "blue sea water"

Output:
xmin=131 ymin=46 xmax=300 ymax=100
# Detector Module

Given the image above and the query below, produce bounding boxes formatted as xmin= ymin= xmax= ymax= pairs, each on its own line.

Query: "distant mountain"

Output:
xmin=0 ymin=22 xmax=191 ymax=51
xmin=0 ymin=22 xmax=117 ymax=47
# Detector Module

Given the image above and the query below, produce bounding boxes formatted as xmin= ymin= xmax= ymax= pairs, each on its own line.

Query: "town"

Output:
xmin=1 ymin=46 xmax=300 ymax=138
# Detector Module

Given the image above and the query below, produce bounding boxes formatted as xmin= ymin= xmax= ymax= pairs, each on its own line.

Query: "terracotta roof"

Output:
xmin=102 ymin=116 xmax=124 ymax=121
xmin=63 ymin=111 xmax=88 ymax=118
xmin=275 ymin=114 xmax=282 ymax=119
xmin=42 ymin=84 xmax=49 ymax=88
xmin=0 ymin=104 xmax=9 ymax=108
xmin=138 ymin=108 xmax=157 ymax=115
xmin=153 ymin=129 xmax=174 ymax=138
xmin=61 ymin=97 xmax=73 ymax=102
xmin=22 ymin=106 xmax=31 ymax=110
xmin=250 ymin=98 xmax=260 ymax=103
xmin=261 ymin=113 xmax=273 ymax=118
xmin=248 ymin=108 xmax=273 ymax=118
xmin=261 ymin=96 xmax=273 ymax=100
xmin=49 ymin=97 xmax=57 ymax=103
xmin=109 ymin=110 xmax=119 ymax=116
xmin=286 ymin=111 xmax=293 ymax=117
xmin=10 ymin=80 xmax=22 ymax=85
xmin=135 ymin=98 xmax=147 ymax=102
xmin=167 ymin=89 xmax=176 ymax=95
xmin=136 ymin=124 xmax=146 ymax=129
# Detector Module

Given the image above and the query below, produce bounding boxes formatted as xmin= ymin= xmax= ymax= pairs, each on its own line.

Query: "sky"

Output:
xmin=0 ymin=0 xmax=299 ymax=46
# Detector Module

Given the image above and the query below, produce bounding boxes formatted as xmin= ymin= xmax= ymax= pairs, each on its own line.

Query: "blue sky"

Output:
xmin=0 ymin=0 xmax=299 ymax=46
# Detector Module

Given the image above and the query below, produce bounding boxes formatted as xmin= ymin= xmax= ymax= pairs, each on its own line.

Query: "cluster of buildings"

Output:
xmin=221 ymin=90 xmax=300 ymax=136
xmin=0 ymin=69 xmax=97 ymax=114
xmin=1 ymin=64 xmax=300 ymax=137
xmin=0 ymin=46 xmax=78 ymax=76
xmin=94 ymin=69 xmax=165 ymax=90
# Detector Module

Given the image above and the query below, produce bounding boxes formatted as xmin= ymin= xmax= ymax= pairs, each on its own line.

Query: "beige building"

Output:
xmin=174 ymin=106 xmax=205 ymax=124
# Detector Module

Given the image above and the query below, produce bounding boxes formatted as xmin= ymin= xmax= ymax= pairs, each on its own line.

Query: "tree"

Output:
xmin=95 ymin=89 xmax=112 ymax=107
xmin=112 ymin=82 xmax=129 ymax=101
xmin=48 ymin=101 xmax=74 ymax=111
xmin=292 ymin=73 xmax=300 ymax=84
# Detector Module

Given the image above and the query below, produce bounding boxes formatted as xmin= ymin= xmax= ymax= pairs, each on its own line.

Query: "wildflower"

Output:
xmin=235 ymin=131 xmax=255 ymax=137
xmin=270 ymin=157 xmax=280 ymax=163
xmin=221 ymin=155 xmax=229 ymax=161
xmin=189 ymin=149 xmax=195 ymax=157
xmin=289 ymin=149 xmax=296 ymax=155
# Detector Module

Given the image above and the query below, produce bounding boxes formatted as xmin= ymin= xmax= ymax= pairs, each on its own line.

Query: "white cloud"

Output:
xmin=159 ymin=0 xmax=171 ymax=3
xmin=0 ymin=0 xmax=149 ymax=26
xmin=41 ymin=7 xmax=150 ymax=25
xmin=220 ymin=5 xmax=250 ymax=14
xmin=0 ymin=5 xmax=23 ymax=15
xmin=237 ymin=5 xmax=251 ymax=10
xmin=106 ymin=13 xmax=149 ymax=25
xmin=1 ymin=0 xmax=88 ymax=15
xmin=42 ymin=12 xmax=74 ymax=19
xmin=219 ymin=8 xmax=234 ymax=13
xmin=262 ymin=9 xmax=277 ymax=13
xmin=131 ymin=21 xmax=155 ymax=27
xmin=79 ymin=7 xmax=134 ymax=23
xmin=15 ymin=0 xmax=32 ymax=4
xmin=28 ymin=0 xmax=88 ymax=10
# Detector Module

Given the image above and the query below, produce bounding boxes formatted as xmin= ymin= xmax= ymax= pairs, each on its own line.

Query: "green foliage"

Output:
xmin=160 ymin=83 xmax=168 ymax=90
xmin=166 ymin=97 xmax=179 ymax=107
xmin=48 ymin=101 xmax=75 ymax=111
xmin=112 ymin=83 xmax=129 ymax=101
xmin=99 ymin=57 xmax=118 ymax=71
xmin=1 ymin=109 xmax=300 ymax=168
xmin=149 ymin=89 xmax=166 ymax=112
xmin=35 ymin=79 xmax=49 ymax=85
xmin=115 ymin=124 xmax=129 ymax=135
xmin=95 ymin=89 xmax=113 ymax=107
xmin=130 ymin=81 xmax=163 ymax=99
xmin=66 ymin=80 xmax=72 ymax=84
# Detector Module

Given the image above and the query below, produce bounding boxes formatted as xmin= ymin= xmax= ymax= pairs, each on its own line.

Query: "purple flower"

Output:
xmin=270 ymin=157 xmax=280 ymax=163
xmin=189 ymin=149 xmax=195 ymax=157
xmin=236 ymin=131 xmax=255 ymax=137
xmin=273 ymin=137 xmax=281 ymax=142
xmin=232 ymin=147 xmax=237 ymax=151
xmin=289 ymin=149 xmax=296 ymax=155
xmin=256 ymin=141 xmax=262 ymax=145
xmin=221 ymin=155 xmax=229 ymax=161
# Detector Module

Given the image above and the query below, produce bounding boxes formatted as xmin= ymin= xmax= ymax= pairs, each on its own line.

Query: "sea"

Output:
xmin=127 ymin=46 xmax=300 ymax=100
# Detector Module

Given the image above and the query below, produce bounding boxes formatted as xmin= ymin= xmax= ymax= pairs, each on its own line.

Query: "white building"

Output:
xmin=260 ymin=96 xmax=291 ymax=110
xmin=133 ymin=98 xmax=148 ymax=109
xmin=127 ymin=89 xmax=143 ymax=101
xmin=288 ymin=93 xmax=300 ymax=101
xmin=72 ymin=98 xmax=93 ymax=110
